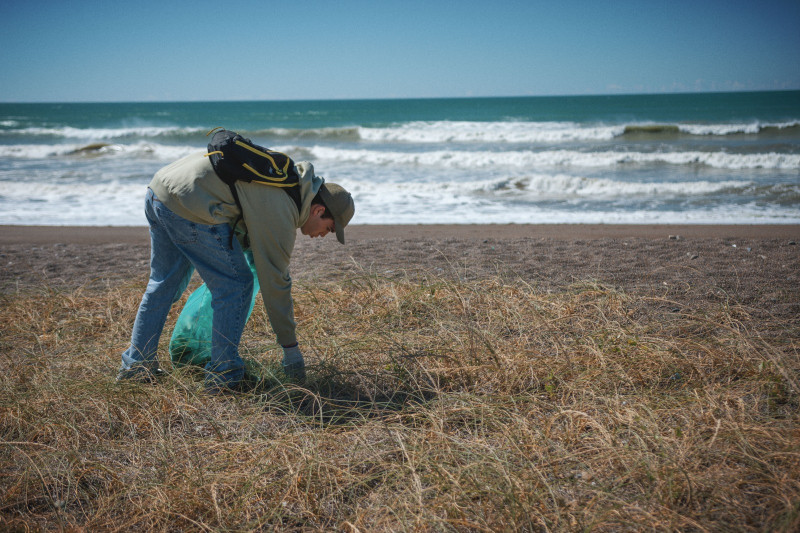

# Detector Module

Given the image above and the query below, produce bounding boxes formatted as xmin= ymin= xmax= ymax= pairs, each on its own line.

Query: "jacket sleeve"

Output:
xmin=236 ymin=181 xmax=299 ymax=347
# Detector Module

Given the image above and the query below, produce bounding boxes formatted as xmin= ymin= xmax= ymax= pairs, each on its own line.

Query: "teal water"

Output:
xmin=1 ymin=91 xmax=798 ymax=225
xmin=3 ymin=91 xmax=799 ymax=131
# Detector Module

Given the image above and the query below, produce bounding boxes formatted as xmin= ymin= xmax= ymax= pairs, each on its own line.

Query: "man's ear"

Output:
xmin=311 ymin=204 xmax=326 ymax=218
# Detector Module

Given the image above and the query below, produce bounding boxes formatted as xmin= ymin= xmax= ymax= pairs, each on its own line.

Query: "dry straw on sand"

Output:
xmin=1 ymin=265 xmax=798 ymax=531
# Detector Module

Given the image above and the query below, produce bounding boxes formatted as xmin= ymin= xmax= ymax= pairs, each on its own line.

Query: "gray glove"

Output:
xmin=282 ymin=344 xmax=306 ymax=381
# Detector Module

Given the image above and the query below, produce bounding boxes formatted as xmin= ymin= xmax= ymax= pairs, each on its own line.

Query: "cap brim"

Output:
xmin=334 ymin=218 xmax=345 ymax=244
xmin=319 ymin=183 xmax=348 ymax=244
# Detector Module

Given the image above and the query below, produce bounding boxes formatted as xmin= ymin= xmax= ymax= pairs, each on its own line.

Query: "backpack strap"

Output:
xmin=227 ymin=183 xmax=246 ymax=249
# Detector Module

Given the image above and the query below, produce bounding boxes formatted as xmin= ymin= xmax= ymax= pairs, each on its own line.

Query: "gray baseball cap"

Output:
xmin=319 ymin=183 xmax=355 ymax=244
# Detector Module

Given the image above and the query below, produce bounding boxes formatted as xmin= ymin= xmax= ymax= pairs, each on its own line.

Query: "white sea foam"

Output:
xmin=476 ymin=173 xmax=754 ymax=199
xmin=309 ymin=146 xmax=800 ymax=170
xmin=0 ymin=181 xmax=149 ymax=225
xmin=6 ymin=140 xmax=795 ymax=171
xmin=354 ymin=119 xmax=800 ymax=143
xmin=335 ymin=172 xmax=759 ymax=204
xmin=4 ymin=119 xmax=797 ymax=146
xmin=679 ymin=123 xmax=761 ymax=135
xmin=1 ymin=174 xmax=797 ymax=226
xmin=348 ymin=179 xmax=800 ymax=224
xmin=678 ymin=120 xmax=800 ymax=135
xmin=0 ymin=142 xmax=199 ymax=161
xmin=357 ymin=121 xmax=623 ymax=143
xmin=7 ymin=125 xmax=205 ymax=140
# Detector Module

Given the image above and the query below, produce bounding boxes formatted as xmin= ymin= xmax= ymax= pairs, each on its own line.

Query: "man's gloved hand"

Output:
xmin=282 ymin=344 xmax=306 ymax=382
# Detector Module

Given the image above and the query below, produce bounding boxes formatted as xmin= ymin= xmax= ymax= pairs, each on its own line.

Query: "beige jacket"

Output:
xmin=148 ymin=151 xmax=323 ymax=346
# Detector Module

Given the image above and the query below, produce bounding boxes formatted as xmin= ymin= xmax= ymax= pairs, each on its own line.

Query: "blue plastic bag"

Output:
xmin=169 ymin=250 xmax=260 ymax=367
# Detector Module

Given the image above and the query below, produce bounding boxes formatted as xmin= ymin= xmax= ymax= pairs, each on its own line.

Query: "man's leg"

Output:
xmin=160 ymin=210 xmax=254 ymax=390
xmin=119 ymin=189 xmax=194 ymax=381
xmin=205 ymin=261 xmax=254 ymax=390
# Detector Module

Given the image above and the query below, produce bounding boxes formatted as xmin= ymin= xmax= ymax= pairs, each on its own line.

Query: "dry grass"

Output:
xmin=1 ymin=268 xmax=798 ymax=532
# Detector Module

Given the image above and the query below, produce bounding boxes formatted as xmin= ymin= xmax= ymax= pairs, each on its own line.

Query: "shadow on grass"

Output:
xmin=175 ymin=358 xmax=438 ymax=426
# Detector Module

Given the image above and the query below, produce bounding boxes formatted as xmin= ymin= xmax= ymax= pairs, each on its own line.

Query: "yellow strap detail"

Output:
xmin=204 ymin=150 xmax=223 ymax=158
xmin=248 ymin=178 xmax=298 ymax=188
xmin=242 ymin=163 xmax=290 ymax=182
xmin=206 ymin=126 xmax=225 ymax=136
xmin=235 ymin=140 xmax=292 ymax=175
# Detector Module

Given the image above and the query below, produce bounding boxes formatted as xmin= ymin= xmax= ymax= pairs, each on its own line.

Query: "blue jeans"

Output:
xmin=120 ymin=188 xmax=253 ymax=388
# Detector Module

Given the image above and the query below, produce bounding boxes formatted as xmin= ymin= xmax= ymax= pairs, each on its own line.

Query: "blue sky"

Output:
xmin=1 ymin=0 xmax=798 ymax=102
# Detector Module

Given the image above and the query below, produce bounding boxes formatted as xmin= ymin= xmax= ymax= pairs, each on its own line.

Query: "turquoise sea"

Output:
xmin=1 ymin=91 xmax=798 ymax=225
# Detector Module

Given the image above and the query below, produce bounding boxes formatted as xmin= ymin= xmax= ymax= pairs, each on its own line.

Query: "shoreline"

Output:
xmin=2 ymin=224 xmax=799 ymax=245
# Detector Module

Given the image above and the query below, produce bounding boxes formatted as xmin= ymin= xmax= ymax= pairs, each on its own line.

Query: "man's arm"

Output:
xmin=236 ymin=182 xmax=299 ymax=347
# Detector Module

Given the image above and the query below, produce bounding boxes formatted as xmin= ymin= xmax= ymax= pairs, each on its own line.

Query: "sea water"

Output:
xmin=1 ymin=91 xmax=798 ymax=225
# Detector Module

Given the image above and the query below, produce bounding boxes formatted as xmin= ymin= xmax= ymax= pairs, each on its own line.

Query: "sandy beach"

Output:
xmin=2 ymin=224 xmax=799 ymax=324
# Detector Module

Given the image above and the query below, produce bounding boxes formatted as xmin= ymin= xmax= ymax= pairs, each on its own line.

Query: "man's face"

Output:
xmin=300 ymin=204 xmax=335 ymax=239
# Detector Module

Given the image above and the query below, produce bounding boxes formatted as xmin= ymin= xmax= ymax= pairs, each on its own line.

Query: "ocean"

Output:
xmin=1 ymin=91 xmax=798 ymax=226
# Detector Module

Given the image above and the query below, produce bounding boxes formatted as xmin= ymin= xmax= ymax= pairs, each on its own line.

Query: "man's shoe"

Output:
xmin=116 ymin=366 xmax=166 ymax=384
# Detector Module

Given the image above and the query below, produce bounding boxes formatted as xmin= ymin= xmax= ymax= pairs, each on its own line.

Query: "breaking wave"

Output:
xmin=308 ymin=146 xmax=800 ymax=170
xmin=3 ymin=119 xmax=798 ymax=146
xmin=2 ymin=141 xmax=797 ymax=171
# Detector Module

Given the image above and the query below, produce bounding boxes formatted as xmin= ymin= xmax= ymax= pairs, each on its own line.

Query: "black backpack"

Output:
xmin=206 ymin=127 xmax=303 ymax=213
